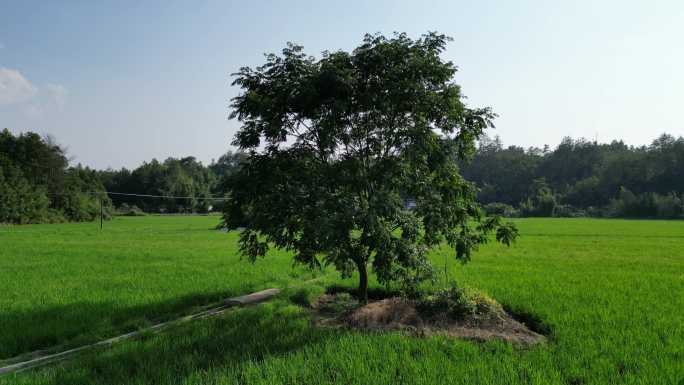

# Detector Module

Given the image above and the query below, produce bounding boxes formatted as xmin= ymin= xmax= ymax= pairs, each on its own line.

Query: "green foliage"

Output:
xmin=655 ymin=193 xmax=684 ymax=218
xmin=0 ymin=159 xmax=50 ymax=224
xmin=223 ymin=33 xmax=518 ymax=301
xmin=552 ymin=204 xmax=586 ymax=218
xmin=462 ymin=134 xmax=684 ymax=218
xmin=115 ymin=203 xmax=146 ymax=216
xmin=520 ymin=178 xmax=557 ymax=217
xmin=0 ymin=129 xmax=112 ymax=224
xmin=564 ymin=176 xmax=602 ymax=208
xmin=418 ymin=282 xmax=502 ymax=319
xmin=606 ymin=187 xmax=683 ymax=218
xmin=462 ymin=136 xmax=541 ymax=205
xmin=482 ymin=202 xmax=519 ymax=217
xmin=99 ymin=156 xmax=217 ymax=213
xmin=208 ymin=150 xmax=247 ymax=211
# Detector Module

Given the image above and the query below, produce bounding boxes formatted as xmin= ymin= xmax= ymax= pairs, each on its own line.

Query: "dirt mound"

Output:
xmin=346 ymin=298 xmax=423 ymax=329
xmin=313 ymin=295 xmax=546 ymax=345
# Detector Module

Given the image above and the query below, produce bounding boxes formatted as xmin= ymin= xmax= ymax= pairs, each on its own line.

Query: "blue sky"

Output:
xmin=1 ymin=0 xmax=683 ymax=169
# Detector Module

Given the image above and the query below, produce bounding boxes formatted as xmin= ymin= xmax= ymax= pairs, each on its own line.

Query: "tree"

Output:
xmin=520 ymin=178 xmax=557 ymax=217
xmin=461 ymin=135 xmax=542 ymax=205
xmin=210 ymin=151 xmax=247 ymax=211
xmin=101 ymin=157 xmax=216 ymax=213
xmin=210 ymin=150 xmax=247 ymax=181
xmin=0 ymin=129 xmax=112 ymax=224
xmin=222 ymin=33 xmax=518 ymax=302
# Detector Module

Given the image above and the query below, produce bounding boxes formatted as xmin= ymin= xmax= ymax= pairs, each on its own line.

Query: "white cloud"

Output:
xmin=0 ymin=67 xmax=37 ymax=105
xmin=0 ymin=67 xmax=69 ymax=118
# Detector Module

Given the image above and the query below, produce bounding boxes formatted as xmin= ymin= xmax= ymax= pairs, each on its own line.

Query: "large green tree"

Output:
xmin=222 ymin=33 xmax=518 ymax=301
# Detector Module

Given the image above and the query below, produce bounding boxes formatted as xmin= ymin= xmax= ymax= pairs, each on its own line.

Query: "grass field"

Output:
xmin=0 ymin=216 xmax=326 ymax=360
xmin=0 ymin=216 xmax=682 ymax=384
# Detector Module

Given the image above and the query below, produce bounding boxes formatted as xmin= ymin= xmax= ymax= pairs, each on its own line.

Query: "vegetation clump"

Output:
xmin=116 ymin=203 xmax=147 ymax=217
xmin=417 ymin=283 xmax=504 ymax=322
xmin=311 ymin=283 xmax=544 ymax=345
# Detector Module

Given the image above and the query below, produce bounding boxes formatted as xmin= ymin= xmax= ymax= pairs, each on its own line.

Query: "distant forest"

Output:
xmin=2 ymin=128 xmax=684 ymax=223
xmin=463 ymin=134 xmax=684 ymax=219
xmin=97 ymin=151 xmax=245 ymax=214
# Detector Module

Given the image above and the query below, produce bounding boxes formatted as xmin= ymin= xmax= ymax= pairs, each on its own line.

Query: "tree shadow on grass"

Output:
xmin=500 ymin=304 xmax=554 ymax=340
xmin=0 ymin=286 xmax=265 ymax=362
xmin=10 ymin=300 xmax=337 ymax=385
xmin=324 ymin=283 xmax=404 ymax=301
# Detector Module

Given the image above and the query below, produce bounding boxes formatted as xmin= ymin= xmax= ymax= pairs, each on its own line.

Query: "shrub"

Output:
xmin=483 ymin=202 xmax=519 ymax=217
xmin=418 ymin=282 xmax=503 ymax=319
xmin=553 ymin=204 xmax=586 ymax=218
xmin=606 ymin=188 xmax=684 ymax=218
xmin=520 ymin=179 xmax=557 ymax=217
xmin=655 ymin=192 xmax=683 ymax=218
xmin=116 ymin=203 xmax=146 ymax=216
xmin=586 ymin=206 xmax=606 ymax=218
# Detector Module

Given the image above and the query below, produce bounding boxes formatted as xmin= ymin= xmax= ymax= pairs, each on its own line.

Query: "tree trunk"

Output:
xmin=357 ymin=260 xmax=369 ymax=304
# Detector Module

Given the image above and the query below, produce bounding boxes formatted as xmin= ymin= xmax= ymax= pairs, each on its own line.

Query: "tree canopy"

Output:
xmin=99 ymin=156 xmax=217 ymax=213
xmin=221 ymin=33 xmax=518 ymax=301
xmin=462 ymin=133 xmax=684 ymax=218
xmin=0 ymin=128 xmax=111 ymax=224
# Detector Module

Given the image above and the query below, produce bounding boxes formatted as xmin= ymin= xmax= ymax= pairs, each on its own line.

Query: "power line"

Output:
xmin=105 ymin=192 xmax=230 ymax=201
xmin=46 ymin=191 xmax=230 ymax=201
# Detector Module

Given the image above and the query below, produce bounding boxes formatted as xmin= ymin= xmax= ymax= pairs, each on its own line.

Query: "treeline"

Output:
xmin=0 ymin=128 xmax=247 ymax=223
xmin=461 ymin=134 xmax=684 ymax=219
xmin=97 ymin=151 xmax=246 ymax=214
xmin=3 ymin=128 xmax=684 ymax=224
xmin=0 ymin=129 xmax=112 ymax=224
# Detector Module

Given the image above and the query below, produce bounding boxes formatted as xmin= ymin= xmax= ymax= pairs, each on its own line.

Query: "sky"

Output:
xmin=1 ymin=0 xmax=683 ymax=170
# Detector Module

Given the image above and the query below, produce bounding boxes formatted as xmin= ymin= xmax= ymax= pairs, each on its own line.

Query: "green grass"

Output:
xmin=1 ymin=216 xmax=683 ymax=384
xmin=0 ymin=216 xmax=327 ymax=360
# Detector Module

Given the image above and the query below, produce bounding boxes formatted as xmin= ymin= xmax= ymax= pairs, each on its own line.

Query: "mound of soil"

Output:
xmin=313 ymin=294 xmax=546 ymax=345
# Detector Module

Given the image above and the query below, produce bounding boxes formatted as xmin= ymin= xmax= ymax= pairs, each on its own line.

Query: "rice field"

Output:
xmin=0 ymin=216 xmax=682 ymax=384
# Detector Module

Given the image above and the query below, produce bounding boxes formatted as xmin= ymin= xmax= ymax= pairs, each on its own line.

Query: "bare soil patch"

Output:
xmin=312 ymin=294 xmax=546 ymax=345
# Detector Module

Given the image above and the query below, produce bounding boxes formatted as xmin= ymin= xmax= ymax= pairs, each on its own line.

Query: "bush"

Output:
xmin=605 ymin=187 xmax=683 ymax=218
xmin=655 ymin=192 xmax=683 ymax=218
xmin=418 ymin=282 xmax=502 ymax=319
xmin=519 ymin=179 xmax=557 ymax=217
xmin=116 ymin=203 xmax=146 ymax=216
xmin=586 ymin=206 xmax=606 ymax=218
xmin=482 ymin=202 xmax=519 ymax=217
xmin=553 ymin=204 xmax=586 ymax=218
